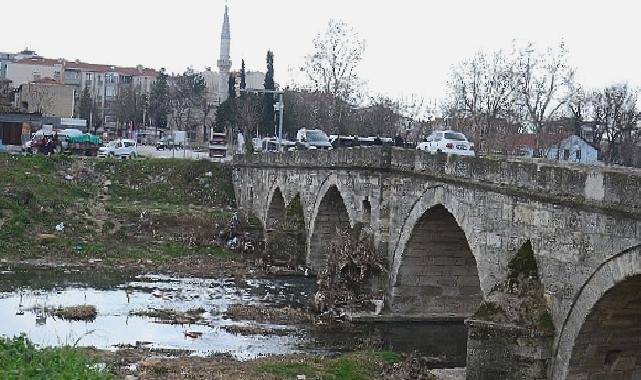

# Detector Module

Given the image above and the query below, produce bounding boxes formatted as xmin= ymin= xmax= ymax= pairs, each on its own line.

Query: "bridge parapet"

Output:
xmin=233 ymin=148 xmax=641 ymax=216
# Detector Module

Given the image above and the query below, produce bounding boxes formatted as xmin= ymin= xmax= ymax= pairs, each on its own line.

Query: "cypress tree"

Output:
xmin=262 ymin=51 xmax=275 ymax=136
xmin=228 ymin=73 xmax=236 ymax=99
xmin=240 ymin=59 xmax=247 ymax=90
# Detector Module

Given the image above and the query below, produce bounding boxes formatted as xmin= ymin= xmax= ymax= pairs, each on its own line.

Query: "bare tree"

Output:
xmin=591 ymin=83 xmax=640 ymax=165
xmin=0 ymin=79 xmax=15 ymax=112
xmin=446 ymin=49 xmax=520 ymax=151
xmin=356 ymin=96 xmax=401 ymax=136
xmin=169 ymin=69 xmax=206 ymax=141
xmin=302 ymin=19 xmax=366 ymax=134
xmin=515 ymin=42 xmax=574 ymax=143
xmin=567 ymin=84 xmax=592 ymax=137
xmin=25 ymin=84 xmax=56 ymax=115
xmin=303 ymin=19 xmax=366 ymax=102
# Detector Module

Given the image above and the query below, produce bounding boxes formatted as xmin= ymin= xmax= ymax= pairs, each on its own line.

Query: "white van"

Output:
xmin=98 ymin=139 xmax=138 ymax=159
xmin=296 ymin=129 xmax=332 ymax=150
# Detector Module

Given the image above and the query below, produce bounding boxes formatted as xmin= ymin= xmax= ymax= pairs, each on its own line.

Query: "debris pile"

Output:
xmin=130 ymin=307 xmax=207 ymax=325
xmin=224 ymin=304 xmax=315 ymax=324
xmin=51 ymin=304 xmax=97 ymax=321
xmin=313 ymin=226 xmax=387 ymax=315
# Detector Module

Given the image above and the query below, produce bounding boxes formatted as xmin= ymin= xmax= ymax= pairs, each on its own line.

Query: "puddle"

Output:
xmin=0 ymin=264 xmax=467 ymax=365
xmin=0 ymin=265 xmax=315 ymax=360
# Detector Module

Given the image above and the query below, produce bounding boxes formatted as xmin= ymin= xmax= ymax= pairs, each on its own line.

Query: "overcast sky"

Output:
xmin=3 ymin=0 xmax=640 ymax=101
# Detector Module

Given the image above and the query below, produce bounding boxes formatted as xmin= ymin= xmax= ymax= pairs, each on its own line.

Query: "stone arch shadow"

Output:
xmin=306 ymin=174 xmax=357 ymax=272
xmin=552 ymin=244 xmax=641 ymax=380
xmin=389 ymin=186 xmax=485 ymax=317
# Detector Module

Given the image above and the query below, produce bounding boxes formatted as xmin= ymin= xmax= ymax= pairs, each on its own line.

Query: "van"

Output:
xmin=98 ymin=139 xmax=137 ymax=159
xmin=295 ymin=129 xmax=332 ymax=150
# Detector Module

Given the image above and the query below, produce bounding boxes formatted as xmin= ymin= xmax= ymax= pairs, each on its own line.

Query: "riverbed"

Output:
xmin=0 ymin=264 xmax=467 ymax=366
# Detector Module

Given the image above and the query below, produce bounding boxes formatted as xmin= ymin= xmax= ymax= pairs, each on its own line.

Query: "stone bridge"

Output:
xmin=231 ymin=148 xmax=641 ymax=380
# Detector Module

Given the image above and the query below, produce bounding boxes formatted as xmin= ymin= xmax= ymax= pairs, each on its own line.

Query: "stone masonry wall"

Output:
xmin=232 ymin=148 xmax=641 ymax=379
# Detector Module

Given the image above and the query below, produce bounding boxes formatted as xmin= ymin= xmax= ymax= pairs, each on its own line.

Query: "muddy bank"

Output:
xmin=86 ymin=348 xmax=447 ymax=380
xmin=85 ymin=347 xmax=464 ymax=380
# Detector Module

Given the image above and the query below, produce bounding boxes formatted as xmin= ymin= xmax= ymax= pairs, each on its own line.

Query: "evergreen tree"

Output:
xmin=228 ymin=73 xmax=236 ymax=99
xmin=264 ymin=51 xmax=275 ymax=90
xmin=79 ymin=86 xmax=92 ymax=127
xmin=262 ymin=50 xmax=275 ymax=136
xmin=149 ymin=69 xmax=170 ymax=129
xmin=240 ymin=59 xmax=247 ymax=91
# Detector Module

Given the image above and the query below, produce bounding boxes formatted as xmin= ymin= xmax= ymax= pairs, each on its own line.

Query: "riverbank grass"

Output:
xmin=256 ymin=350 xmax=398 ymax=380
xmin=0 ymin=335 xmax=112 ymax=379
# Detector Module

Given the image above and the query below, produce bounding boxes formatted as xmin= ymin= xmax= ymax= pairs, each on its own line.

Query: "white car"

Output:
xmin=98 ymin=139 xmax=138 ymax=159
xmin=416 ymin=130 xmax=475 ymax=156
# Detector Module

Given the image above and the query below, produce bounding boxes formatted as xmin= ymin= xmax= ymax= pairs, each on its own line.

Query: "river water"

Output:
xmin=0 ymin=264 xmax=466 ymax=365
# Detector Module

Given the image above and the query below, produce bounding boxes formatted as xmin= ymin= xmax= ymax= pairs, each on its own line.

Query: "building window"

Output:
xmin=575 ymin=150 xmax=581 ymax=160
xmin=86 ymin=73 xmax=93 ymax=80
xmin=563 ymin=149 xmax=570 ymax=160
xmin=106 ymin=87 xmax=116 ymax=97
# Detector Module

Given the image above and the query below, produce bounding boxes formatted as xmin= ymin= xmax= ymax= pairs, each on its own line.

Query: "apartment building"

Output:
xmin=4 ymin=57 xmax=64 ymax=87
xmin=17 ymin=79 xmax=75 ymax=118
xmin=62 ymin=61 xmax=158 ymax=132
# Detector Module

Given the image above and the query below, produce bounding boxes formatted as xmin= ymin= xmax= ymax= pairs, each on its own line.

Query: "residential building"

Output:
xmin=544 ymin=134 xmax=599 ymax=164
xmin=4 ymin=57 xmax=64 ymax=87
xmin=17 ymin=79 xmax=76 ymax=118
xmin=0 ymin=48 xmax=40 ymax=79
xmin=63 ymin=61 xmax=158 ymax=135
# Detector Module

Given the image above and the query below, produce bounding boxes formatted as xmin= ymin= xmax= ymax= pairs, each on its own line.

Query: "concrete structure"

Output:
xmin=544 ymin=135 xmax=599 ymax=165
xmin=4 ymin=57 xmax=64 ymax=87
xmin=17 ymin=80 xmax=75 ymax=117
xmin=232 ymin=149 xmax=641 ymax=379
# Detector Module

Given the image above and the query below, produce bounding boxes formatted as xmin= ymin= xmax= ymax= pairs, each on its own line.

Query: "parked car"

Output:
xmin=98 ymin=139 xmax=138 ymax=159
xmin=296 ymin=129 xmax=332 ymax=150
xmin=416 ymin=130 xmax=475 ymax=156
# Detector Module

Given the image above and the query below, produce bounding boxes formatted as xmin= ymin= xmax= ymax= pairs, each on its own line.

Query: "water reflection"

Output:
xmin=0 ymin=266 xmax=315 ymax=360
xmin=0 ymin=264 xmax=467 ymax=365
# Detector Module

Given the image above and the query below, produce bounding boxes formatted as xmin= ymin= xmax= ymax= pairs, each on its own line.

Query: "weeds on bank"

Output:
xmin=256 ymin=350 xmax=396 ymax=380
xmin=0 ymin=155 xmax=236 ymax=260
xmin=0 ymin=335 xmax=112 ymax=379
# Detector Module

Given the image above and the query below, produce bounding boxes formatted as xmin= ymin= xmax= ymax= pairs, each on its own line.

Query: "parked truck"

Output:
xmin=156 ymin=130 xmax=187 ymax=150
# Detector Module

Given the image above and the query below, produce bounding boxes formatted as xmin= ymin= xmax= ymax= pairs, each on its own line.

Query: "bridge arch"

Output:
xmin=389 ymin=186 xmax=484 ymax=316
xmin=265 ymin=187 xmax=286 ymax=232
xmin=553 ymin=245 xmax=641 ymax=379
xmin=307 ymin=175 xmax=356 ymax=271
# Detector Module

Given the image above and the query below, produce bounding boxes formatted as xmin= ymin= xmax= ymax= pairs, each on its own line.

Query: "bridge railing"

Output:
xmin=233 ymin=149 xmax=641 ymax=214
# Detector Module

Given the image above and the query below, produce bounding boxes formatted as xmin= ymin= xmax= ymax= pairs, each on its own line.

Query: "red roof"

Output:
xmin=64 ymin=61 xmax=114 ymax=72
xmin=116 ymin=66 xmax=159 ymax=78
xmin=503 ymin=132 xmax=571 ymax=151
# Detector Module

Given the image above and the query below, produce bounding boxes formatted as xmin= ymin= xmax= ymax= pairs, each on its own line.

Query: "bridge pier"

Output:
xmin=466 ymin=319 xmax=553 ymax=380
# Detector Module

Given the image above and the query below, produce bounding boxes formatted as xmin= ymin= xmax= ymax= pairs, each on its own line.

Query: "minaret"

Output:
xmin=217 ymin=5 xmax=232 ymax=102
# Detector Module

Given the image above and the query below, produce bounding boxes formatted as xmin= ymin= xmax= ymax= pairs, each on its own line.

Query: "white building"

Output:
xmin=5 ymin=57 xmax=64 ymax=87
xmin=544 ymin=135 xmax=599 ymax=165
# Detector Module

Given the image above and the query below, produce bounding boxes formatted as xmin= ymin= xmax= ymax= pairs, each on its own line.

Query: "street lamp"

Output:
xmin=240 ymin=88 xmax=285 ymax=152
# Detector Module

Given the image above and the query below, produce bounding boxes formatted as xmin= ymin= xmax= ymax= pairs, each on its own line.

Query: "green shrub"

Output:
xmin=0 ymin=335 xmax=112 ymax=379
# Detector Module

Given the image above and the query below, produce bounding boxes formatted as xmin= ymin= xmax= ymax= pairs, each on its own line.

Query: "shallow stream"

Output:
xmin=0 ymin=264 xmax=466 ymax=365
